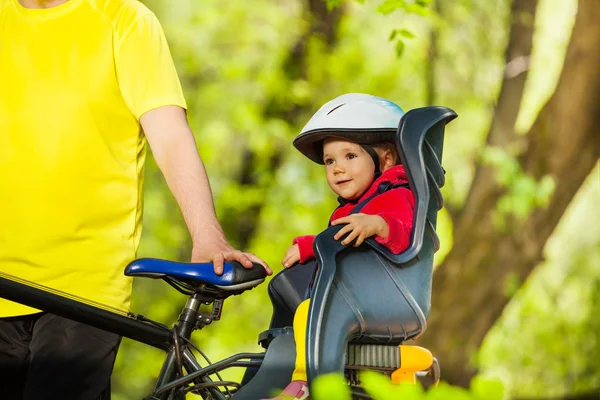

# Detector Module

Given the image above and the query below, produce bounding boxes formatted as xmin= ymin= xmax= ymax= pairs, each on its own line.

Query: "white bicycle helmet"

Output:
xmin=293 ymin=93 xmax=405 ymax=165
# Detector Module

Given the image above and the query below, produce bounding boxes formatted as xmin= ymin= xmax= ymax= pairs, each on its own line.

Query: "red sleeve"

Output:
xmin=292 ymin=235 xmax=316 ymax=263
xmin=361 ymin=188 xmax=414 ymax=254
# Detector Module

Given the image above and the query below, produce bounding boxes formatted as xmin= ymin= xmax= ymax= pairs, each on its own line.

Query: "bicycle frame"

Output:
xmin=0 ymin=272 xmax=264 ymax=399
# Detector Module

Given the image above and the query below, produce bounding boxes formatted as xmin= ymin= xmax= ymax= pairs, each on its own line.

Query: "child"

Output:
xmin=265 ymin=93 xmax=415 ymax=400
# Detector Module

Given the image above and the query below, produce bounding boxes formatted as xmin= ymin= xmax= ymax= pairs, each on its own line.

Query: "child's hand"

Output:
xmin=331 ymin=213 xmax=389 ymax=247
xmin=282 ymin=244 xmax=301 ymax=268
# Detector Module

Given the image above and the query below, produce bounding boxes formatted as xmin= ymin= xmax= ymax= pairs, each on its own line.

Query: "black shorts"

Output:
xmin=0 ymin=313 xmax=121 ymax=400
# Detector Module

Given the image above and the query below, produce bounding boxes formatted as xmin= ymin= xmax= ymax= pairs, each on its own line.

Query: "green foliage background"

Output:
xmin=112 ymin=0 xmax=599 ymax=398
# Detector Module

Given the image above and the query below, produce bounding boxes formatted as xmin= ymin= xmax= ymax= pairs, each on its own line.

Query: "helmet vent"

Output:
xmin=327 ymin=103 xmax=346 ymax=115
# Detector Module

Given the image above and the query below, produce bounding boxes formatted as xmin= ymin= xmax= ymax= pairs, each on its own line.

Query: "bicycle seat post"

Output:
xmin=176 ymin=293 xmax=204 ymax=340
xmin=176 ymin=291 xmax=224 ymax=339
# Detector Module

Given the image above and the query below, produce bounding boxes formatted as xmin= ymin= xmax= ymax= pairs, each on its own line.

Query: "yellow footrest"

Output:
xmin=391 ymin=345 xmax=433 ymax=384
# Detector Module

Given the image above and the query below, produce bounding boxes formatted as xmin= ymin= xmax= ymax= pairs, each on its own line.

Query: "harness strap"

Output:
xmin=361 ymin=145 xmax=381 ymax=180
xmin=331 ymin=181 xmax=410 ymax=225
xmin=350 ymin=182 xmax=409 ymax=215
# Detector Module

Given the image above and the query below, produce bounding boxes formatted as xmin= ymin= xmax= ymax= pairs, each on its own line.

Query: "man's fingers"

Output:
xmin=213 ymin=252 xmax=225 ymax=275
xmin=246 ymin=253 xmax=272 ymax=275
xmin=222 ymin=249 xmax=247 ymax=265
xmin=239 ymin=252 xmax=254 ymax=268
xmin=199 ymin=242 xmax=271 ymax=275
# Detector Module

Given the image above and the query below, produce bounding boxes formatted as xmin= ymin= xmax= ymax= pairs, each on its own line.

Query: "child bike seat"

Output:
xmin=304 ymin=106 xmax=457 ymax=383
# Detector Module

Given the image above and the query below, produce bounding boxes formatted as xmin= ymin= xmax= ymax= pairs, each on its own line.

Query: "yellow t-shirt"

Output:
xmin=0 ymin=0 xmax=186 ymax=317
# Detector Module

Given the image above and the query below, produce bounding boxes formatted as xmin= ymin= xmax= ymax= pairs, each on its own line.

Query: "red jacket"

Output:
xmin=293 ymin=165 xmax=415 ymax=263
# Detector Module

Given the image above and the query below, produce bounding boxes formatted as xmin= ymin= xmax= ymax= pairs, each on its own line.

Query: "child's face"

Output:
xmin=323 ymin=138 xmax=375 ymax=201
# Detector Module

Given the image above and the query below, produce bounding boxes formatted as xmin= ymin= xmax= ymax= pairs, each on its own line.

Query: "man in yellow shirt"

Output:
xmin=0 ymin=0 xmax=271 ymax=398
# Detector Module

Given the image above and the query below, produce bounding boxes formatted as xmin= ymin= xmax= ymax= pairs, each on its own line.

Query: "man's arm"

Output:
xmin=140 ymin=105 xmax=272 ymax=275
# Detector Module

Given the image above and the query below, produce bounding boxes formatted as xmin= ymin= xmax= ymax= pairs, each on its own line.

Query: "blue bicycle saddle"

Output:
xmin=124 ymin=258 xmax=267 ymax=291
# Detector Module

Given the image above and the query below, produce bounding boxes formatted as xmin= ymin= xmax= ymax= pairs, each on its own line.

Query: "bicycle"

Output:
xmin=0 ymin=105 xmax=456 ymax=399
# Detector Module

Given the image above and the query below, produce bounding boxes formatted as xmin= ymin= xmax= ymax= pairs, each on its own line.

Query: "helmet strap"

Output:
xmin=362 ymin=145 xmax=381 ymax=179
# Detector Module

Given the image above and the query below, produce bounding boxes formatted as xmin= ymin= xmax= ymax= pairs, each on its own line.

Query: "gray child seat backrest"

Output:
xmin=305 ymin=106 xmax=457 ymax=384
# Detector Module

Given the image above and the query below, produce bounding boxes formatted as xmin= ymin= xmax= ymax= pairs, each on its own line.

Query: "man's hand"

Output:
xmin=191 ymin=238 xmax=272 ymax=276
xmin=282 ymin=244 xmax=301 ymax=268
xmin=331 ymin=213 xmax=389 ymax=247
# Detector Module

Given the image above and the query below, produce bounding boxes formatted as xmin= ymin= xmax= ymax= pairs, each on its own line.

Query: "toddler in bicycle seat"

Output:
xmin=263 ymin=93 xmax=415 ymax=400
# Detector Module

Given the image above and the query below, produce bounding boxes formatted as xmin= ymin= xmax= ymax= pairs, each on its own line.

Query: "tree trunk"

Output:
xmin=425 ymin=0 xmax=440 ymax=107
xmin=417 ymin=0 xmax=600 ymax=387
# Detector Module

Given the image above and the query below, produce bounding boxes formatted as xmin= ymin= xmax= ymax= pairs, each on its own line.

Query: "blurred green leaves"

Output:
xmin=327 ymin=0 xmax=430 ymax=58
xmin=378 ymin=0 xmax=429 ymax=58
xmin=311 ymin=371 xmax=505 ymax=400
xmin=312 ymin=373 xmax=352 ymax=400
xmin=361 ymin=371 xmax=425 ymax=399
xmin=389 ymin=28 xmax=415 ymax=57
